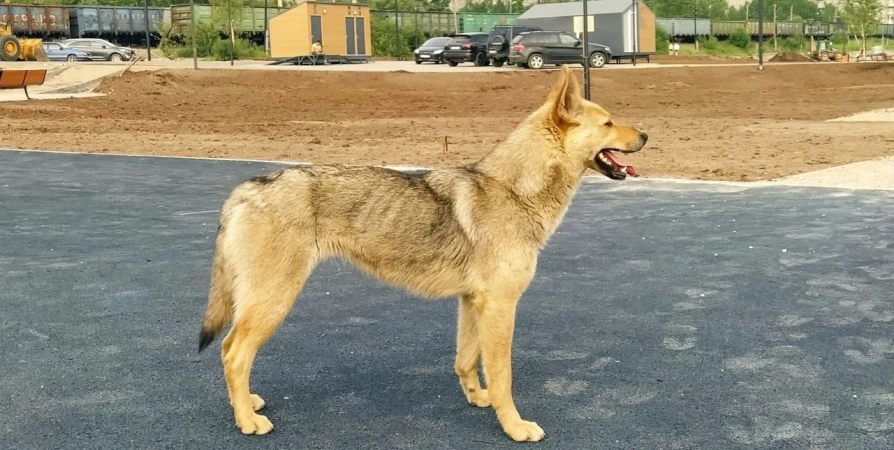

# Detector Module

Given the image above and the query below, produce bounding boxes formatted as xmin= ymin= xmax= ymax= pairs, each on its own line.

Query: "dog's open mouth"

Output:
xmin=595 ymin=150 xmax=638 ymax=180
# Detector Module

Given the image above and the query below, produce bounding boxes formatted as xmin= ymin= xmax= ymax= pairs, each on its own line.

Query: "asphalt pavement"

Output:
xmin=1 ymin=149 xmax=892 ymax=450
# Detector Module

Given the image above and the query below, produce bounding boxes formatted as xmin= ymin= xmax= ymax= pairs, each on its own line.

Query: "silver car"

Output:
xmin=59 ymin=38 xmax=134 ymax=62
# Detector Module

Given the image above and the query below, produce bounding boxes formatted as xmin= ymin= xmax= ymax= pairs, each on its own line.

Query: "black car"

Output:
xmin=59 ymin=38 xmax=135 ymax=62
xmin=508 ymin=31 xmax=612 ymax=69
xmin=485 ymin=25 xmax=542 ymax=67
xmin=413 ymin=36 xmax=451 ymax=64
xmin=442 ymin=32 xmax=490 ymax=66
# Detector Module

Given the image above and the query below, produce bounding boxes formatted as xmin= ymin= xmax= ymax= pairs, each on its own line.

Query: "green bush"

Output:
xmin=212 ymin=38 xmax=267 ymax=60
xmin=175 ymin=20 xmax=220 ymax=58
xmin=779 ymin=36 xmax=807 ymax=52
xmin=729 ymin=27 xmax=750 ymax=49
xmin=655 ymin=24 xmax=669 ymax=54
xmin=370 ymin=14 xmax=449 ymax=57
xmin=700 ymin=36 xmax=751 ymax=56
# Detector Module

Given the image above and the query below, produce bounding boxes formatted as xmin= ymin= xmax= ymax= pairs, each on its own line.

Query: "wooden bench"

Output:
xmin=0 ymin=68 xmax=48 ymax=100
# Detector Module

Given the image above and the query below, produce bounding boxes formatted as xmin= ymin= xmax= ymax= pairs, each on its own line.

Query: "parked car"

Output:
xmin=508 ymin=31 xmax=612 ymax=69
xmin=485 ymin=25 xmax=542 ymax=67
xmin=442 ymin=32 xmax=490 ymax=66
xmin=413 ymin=36 xmax=451 ymax=64
xmin=59 ymin=38 xmax=135 ymax=62
xmin=41 ymin=42 xmax=92 ymax=62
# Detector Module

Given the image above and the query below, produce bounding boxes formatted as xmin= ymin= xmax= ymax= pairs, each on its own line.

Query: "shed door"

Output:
xmin=355 ymin=18 xmax=366 ymax=55
xmin=345 ymin=17 xmax=356 ymax=55
xmin=310 ymin=15 xmax=322 ymax=47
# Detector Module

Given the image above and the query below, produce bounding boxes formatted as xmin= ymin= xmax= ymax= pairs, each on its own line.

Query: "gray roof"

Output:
xmin=518 ymin=0 xmax=632 ymax=19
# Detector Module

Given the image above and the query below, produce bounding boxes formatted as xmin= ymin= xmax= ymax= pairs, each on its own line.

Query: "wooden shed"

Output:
xmin=516 ymin=0 xmax=656 ymax=62
xmin=269 ymin=0 xmax=371 ymax=59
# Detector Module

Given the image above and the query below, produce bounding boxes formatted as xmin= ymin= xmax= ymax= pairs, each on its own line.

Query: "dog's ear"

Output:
xmin=548 ymin=65 xmax=583 ymax=127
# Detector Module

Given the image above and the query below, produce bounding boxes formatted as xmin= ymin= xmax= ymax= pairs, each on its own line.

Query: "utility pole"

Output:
xmin=757 ymin=0 xmax=764 ymax=70
xmin=632 ymin=0 xmax=638 ymax=66
xmin=582 ymin=0 xmax=590 ymax=100
xmin=227 ymin=0 xmax=234 ymax=66
xmin=143 ymin=0 xmax=151 ymax=61
xmin=190 ymin=0 xmax=197 ymax=69
xmin=264 ymin=0 xmax=269 ymax=56
xmin=394 ymin=0 xmax=400 ymax=59
xmin=693 ymin=0 xmax=698 ymax=52
xmin=773 ymin=3 xmax=777 ymax=52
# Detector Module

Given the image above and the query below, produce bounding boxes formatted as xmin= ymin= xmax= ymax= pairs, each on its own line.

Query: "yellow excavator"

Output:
xmin=0 ymin=21 xmax=49 ymax=62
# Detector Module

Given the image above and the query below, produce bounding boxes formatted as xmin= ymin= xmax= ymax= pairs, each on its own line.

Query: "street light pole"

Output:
xmin=190 ymin=0 xmax=197 ymax=69
xmin=757 ymin=0 xmax=764 ymax=70
xmin=227 ymin=0 xmax=234 ymax=66
xmin=143 ymin=0 xmax=151 ymax=61
xmin=582 ymin=0 xmax=590 ymax=100
xmin=264 ymin=0 xmax=269 ymax=56
xmin=632 ymin=0 xmax=638 ymax=66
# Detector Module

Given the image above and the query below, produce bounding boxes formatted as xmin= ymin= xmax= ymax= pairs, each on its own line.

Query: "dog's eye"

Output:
xmin=604 ymin=121 xmax=614 ymax=127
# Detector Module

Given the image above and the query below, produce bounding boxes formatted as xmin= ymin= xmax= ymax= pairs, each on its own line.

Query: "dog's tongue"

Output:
xmin=602 ymin=150 xmax=637 ymax=177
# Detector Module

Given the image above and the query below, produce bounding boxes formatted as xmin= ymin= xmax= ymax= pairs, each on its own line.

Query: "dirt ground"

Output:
xmin=3 ymin=62 xmax=893 ymax=181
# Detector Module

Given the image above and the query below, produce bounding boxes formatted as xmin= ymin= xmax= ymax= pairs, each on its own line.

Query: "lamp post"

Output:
xmin=394 ymin=0 xmax=400 ymax=59
xmin=143 ymin=0 xmax=151 ymax=61
xmin=227 ymin=0 xmax=234 ymax=66
xmin=693 ymin=0 xmax=698 ymax=51
xmin=632 ymin=0 xmax=638 ymax=66
xmin=582 ymin=0 xmax=590 ymax=100
xmin=264 ymin=0 xmax=269 ymax=56
xmin=757 ymin=0 xmax=764 ymax=70
xmin=190 ymin=0 xmax=197 ymax=69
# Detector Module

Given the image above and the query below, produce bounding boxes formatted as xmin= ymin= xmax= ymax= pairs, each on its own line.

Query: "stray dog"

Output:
xmin=197 ymin=66 xmax=648 ymax=442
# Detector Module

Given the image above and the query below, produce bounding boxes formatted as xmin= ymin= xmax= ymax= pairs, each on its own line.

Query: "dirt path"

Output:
xmin=2 ymin=63 xmax=893 ymax=182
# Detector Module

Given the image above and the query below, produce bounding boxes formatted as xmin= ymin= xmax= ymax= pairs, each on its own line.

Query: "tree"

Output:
xmin=841 ymin=0 xmax=882 ymax=54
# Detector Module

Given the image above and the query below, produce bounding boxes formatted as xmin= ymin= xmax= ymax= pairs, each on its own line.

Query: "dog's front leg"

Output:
xmin=455 ymin=295 xmax=490 ymax=407
xmin=477 ymin=295 xmax=545 ymax=442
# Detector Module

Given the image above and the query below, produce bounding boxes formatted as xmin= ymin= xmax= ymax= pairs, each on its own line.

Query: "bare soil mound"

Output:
xmin=769 ymin=51 xmax=811 ymax=62
xmin=3 ymin=64 xmax=894 ymax=182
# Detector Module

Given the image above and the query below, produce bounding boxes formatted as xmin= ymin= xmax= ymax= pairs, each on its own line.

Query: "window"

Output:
xmin=539 ymin=33 xmax=561 ymax=45
xmin=423 ymin=37 xmax=449 ymax=47
xmin=522 ymin=34 xmax=542 ymax=45
xmin=559 ymin=33 xmax=579 ymax=46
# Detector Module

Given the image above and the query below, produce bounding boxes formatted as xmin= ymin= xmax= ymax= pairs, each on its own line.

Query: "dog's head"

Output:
xmin=547 ymin=66 xmax=648 ymax=180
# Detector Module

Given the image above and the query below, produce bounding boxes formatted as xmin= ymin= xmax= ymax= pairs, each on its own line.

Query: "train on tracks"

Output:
xmin=1 ymin=2 xmax=891 ymax=48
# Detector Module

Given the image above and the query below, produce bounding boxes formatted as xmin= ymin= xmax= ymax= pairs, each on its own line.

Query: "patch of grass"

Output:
xmin=212 ymin=38 xmax=267 ymax=60
xmin=681 ymin=37 xmax=753 ymax=57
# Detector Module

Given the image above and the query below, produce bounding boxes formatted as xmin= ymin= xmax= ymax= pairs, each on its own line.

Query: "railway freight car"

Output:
xmin=70 ymin=6 xmax=169 ymax=46
xmin=0 ymin=4 xmax=70 ymax=38
xmin=170 ymin=3 xmax=290 ymax=45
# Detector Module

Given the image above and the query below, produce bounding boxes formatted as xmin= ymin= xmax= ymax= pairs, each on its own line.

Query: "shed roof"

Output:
xmin=518 ymin=0 xmax=632 ymax=19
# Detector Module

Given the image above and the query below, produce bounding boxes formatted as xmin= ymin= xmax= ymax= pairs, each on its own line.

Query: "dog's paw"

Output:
xmin=503 ymin=419 xmax=545 ymax=442
xmin=465 ymin=388 xmax=491 ymax=408
xmin=236 ymin=412 xmax=274 ymax=435
xmin=250 ymin=393 xmax=266 ymax=412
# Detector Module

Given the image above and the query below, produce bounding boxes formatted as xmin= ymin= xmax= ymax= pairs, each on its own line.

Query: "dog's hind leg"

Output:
xmin=454 ymin=294 xmax=490 ymax=408
xmin=476 ymin=293 xmax=545 ymax=442
xmin=220 ymin=220 xmax=316 ymax=436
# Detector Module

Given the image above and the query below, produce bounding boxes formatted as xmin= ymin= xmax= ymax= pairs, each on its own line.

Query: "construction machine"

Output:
xmin=0 ymin=22 xmax=49 ymax=62
xmin=809 ymin=38 xmax=847 ymax=62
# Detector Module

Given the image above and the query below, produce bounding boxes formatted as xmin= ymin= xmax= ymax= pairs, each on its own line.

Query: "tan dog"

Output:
xmin=197 ymin=66 xmax=648 ymax=442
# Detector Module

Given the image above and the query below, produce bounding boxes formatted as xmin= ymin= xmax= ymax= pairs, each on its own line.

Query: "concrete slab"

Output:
xmin=771 ymin=156 xmax=894 ymax=191
xmin=1 ymin=149 xmax=893 ymax=449
xmin=828 ymin=107 xmax=894 ymax=122
xmin=0 ymin=63 xmax=123 ymax=102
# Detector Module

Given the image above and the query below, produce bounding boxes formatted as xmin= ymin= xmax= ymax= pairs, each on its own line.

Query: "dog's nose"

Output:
xmin=640 ymin=132 xmax=649 ymax=143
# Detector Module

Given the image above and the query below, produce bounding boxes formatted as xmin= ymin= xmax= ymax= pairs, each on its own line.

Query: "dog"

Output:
xmin=197 ymin=65 xmax=648 ymax=442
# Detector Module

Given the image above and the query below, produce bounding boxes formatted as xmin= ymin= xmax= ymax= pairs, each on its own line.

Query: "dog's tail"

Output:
xmin=198 ymin=225 xmax=234 ymax=354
